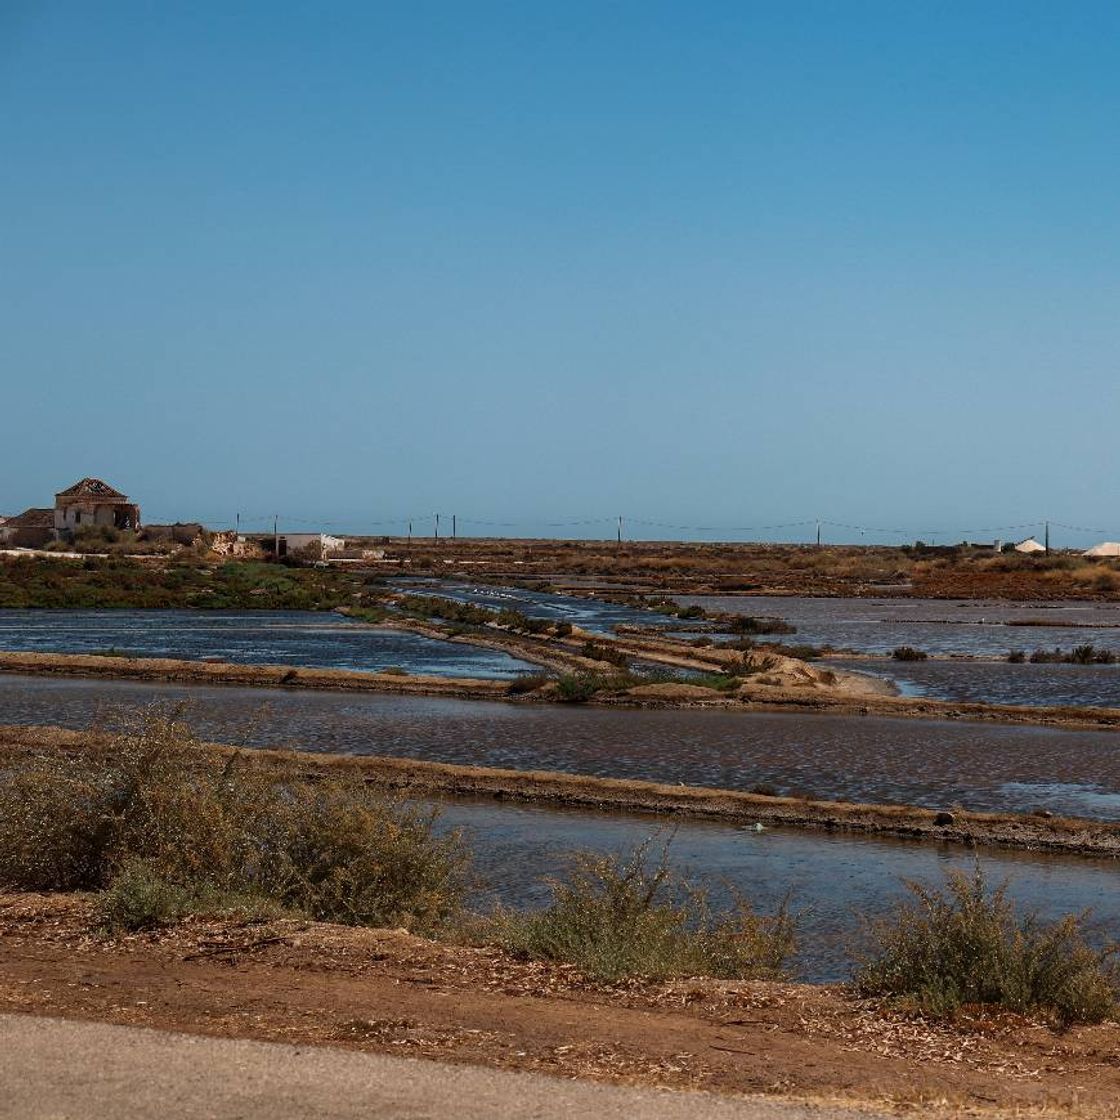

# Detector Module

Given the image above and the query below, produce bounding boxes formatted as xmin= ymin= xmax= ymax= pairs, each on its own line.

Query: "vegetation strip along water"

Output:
xmin=4 ymin=722 xmax=1119 ymax=857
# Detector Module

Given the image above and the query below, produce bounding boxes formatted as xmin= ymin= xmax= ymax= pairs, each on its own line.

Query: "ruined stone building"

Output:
xmin=0 ymin=507 xmax=55 ymax=548
xmin=52 ymin=478 xmax=141 ymax=534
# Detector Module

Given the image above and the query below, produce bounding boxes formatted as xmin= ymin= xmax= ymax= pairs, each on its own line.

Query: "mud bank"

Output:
xmin=4 ymin=722 xmax=1119 ymax=858
xmin=5 ymin=648 xmax=1120 ymax=732
xmin=0 ymin=650 xmax=512 ymax=700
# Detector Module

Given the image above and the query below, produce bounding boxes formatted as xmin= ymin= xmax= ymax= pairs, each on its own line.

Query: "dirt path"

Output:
xmin=0 ymin=893 xmax=1114 ymax=1119
xmin=0 ymin=1015 xmax=898 ymax=1120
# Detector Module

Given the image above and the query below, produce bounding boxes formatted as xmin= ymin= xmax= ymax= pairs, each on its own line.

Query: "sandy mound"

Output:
xmin=625 ymin=682 xmax=723 ymax=701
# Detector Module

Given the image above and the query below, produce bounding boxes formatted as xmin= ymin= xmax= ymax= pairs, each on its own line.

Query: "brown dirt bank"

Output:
xmin=5 ymin=649 xmax=1120 ymax=733
xmin=0 ymin=649 xmax=513 ymax=699
xmin=2 ymin=723 xmax=1117 ymax=858
xmin=365 ymin=539 xmax=1120 ymax=601
xmin=2 ymin=891 xmax=1118 ymax=1118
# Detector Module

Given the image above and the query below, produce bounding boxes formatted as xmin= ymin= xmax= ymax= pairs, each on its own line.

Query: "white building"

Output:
xmin=1084 ymin=542 xmax=1120 ymax=558
xmin=260 ymin=532 xmax=345 ymax=558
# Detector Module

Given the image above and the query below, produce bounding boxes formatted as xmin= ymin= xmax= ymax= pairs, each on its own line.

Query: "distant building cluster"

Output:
xmin=0 ymin=476 xmax=350 ymax=559
xmin=0 ymin=477 xmax=140 ymax=548
xmin=261 ymin=532 xmax=346 ymax=559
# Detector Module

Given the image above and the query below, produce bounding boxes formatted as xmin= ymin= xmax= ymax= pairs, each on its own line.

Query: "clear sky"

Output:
xmin=2 ymin=2 xmax=1119 ymax=544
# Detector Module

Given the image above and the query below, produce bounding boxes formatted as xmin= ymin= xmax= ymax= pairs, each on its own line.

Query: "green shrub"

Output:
xmin=721 ymin=637 xmax=756 ymax=652
xmin=1030 ymin=645 xmax=1116 ymax=665
xmin=580 ymin=640 xmax=629 ymax=667
xmin=346 ymin=605 xmax=388 ymax=624
xmin=770 ymin=643 xmax=822 ymax=661
xmin=552 ymin=621 xmax=573 ymax=637
xmin=855 ymin=866 xmax=1118 ymax=1026
xmin=95 ymin=858 xmax=290 ymax=933
xmin=555 ymin=674 xmax=599 ymax=702
xmin=488 ymin=842 xmax=794 ymax=983
xmin=727 ymin=615 xmax=796 ymax=636
xmin=675 ymin=604 xmax=706 ymax=620
xmin=0 ymin=554 xmax=380 ymax=610
xmin=507 ymin=672 xmax=552 ymax=694
xmin=554 ymin=669 xmax=651 ymax=701
xmin=687 ymin=672 xmax=742 ymax=692
xmin=1007 ymin=649 xmax=1026 ymax=663
xmin=394 ymin=594 xmax=495 ymax=627
xmin=0 ymin=714 xmax=469 ymax=935
xmin=94 ymin=859 xmax=195 ymax=931
xmin=892 ymin=646 xmax=928 ymax=662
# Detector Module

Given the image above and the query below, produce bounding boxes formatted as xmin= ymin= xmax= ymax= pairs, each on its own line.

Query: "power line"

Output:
xmin=137 ymin=509 xmax=1120 ymax=545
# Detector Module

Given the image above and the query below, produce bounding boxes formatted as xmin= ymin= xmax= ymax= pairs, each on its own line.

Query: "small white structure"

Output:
xmin=1014 ymin=537 xmax=1046 ymax=554
xmin=1084 ymin=542 xmax=1120 ymax=558
xmin=270 ymin=532 xmax=345 ymax=558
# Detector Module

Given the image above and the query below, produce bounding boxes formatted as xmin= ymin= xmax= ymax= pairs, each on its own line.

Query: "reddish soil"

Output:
xmin=1 ymin=893 xmax=1117 ymax=1118
xmin=360 ymin=540 xmax=1120 ymax=601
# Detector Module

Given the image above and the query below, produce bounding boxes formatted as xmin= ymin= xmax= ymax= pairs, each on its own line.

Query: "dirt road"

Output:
xmin=3 ymin=894 xmax=1118 ymax=1118
xmin=0 ymin=1014 xmax=897 ymax=1120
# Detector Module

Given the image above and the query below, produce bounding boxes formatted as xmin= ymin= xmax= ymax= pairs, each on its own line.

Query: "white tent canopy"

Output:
xmin=1014 ymin=538 xmax=1046 ymax=553
xmin=1084 ymin=542 xmax=1120 ymax=558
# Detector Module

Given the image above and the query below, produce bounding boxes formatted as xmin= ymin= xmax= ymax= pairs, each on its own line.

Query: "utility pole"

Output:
xmin=452 ymin=514 xmax=457 ymax=540
xmin=1045 ymin=520 xmax=1050 ymax=554
xmin=235 ymin=512 xmax=240 ymax=536
xmin=434 ymin=513 xmax=440 ymax=540
xmin=617 ymin=515 xmax=623 ymax=547
xmin=273 ymin=515 xmax=278 ymax=557
xmin=816 ymin=519 xmax=821 ymax=547
xmin=407 ymin=521 xmax=412 ymax=546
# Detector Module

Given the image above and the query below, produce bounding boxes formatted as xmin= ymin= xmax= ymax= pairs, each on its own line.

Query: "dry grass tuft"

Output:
xmin=856 ymin=865 xmax=1118 ymax=1026
xmin=485 ymin=840 xmax=795 ymax=983
xmin=0 ymin=711 xmax=469 ymax=934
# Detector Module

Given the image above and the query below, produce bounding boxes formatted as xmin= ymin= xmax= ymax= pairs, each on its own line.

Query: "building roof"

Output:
xmin=55 ymin=477 xmax=129 ymax=501
xmin=1084 ymin=542 xmax=1120 ymax=558
xmin=3 ymin=507 xmax=55 ymax=529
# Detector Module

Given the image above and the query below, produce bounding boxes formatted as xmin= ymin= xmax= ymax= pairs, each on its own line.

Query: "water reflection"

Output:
xmin=394 ymin=580 xmax=680 ymax=634
xmin=0 ymin=610 xmax=534 ymax=679
xmin=683 ymin=594 xmax=1120 ymax=657
xmin=441 ymin=799 xmax=1120 ymax=983
xmin=4 ymin=673 xmax=1120 ymax=818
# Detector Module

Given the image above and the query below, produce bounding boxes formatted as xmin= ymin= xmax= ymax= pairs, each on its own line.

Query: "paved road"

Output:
xmin=0 ymin=1014 xmax=894 ymax=1120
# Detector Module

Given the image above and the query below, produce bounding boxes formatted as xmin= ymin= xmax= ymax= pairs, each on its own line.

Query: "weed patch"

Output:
xmin=487 ymin=842 xmax=794 ymax=982
xmin=856 ymin=866 xmax=1117 ymax=1026
xmin=0 ymin=713 xmax=469 ymax=935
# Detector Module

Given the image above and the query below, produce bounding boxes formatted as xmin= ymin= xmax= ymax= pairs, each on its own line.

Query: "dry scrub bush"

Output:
xmin=488 ymin=841 xmax=795 ymax=983
xmin=856 ymin=866 xmax=1117 ymax=1026
xmin=0 ymin=713 xmax=468 ymax=934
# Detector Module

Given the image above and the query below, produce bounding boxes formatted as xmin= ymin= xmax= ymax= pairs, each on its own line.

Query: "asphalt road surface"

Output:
xmin=0 ymin=1013 xmax=896 ymax=1120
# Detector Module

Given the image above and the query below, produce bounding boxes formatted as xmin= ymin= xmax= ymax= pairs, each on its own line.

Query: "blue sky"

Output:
xmin=2 ymin=2 xmax=1119 ymax=544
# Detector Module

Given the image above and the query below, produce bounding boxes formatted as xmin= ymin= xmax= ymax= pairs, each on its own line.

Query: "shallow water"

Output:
xmin=832 ymin=658 xmax=1120 ymax=709
xmin=395 ymin=580 xmax=679 ymax=635
xmin=395 ymin=585 xmax=1120 ymax=707
xmin=0 ymin=610 xmax=535 ymax=679
xmin=4 ymin=674 xmax=1120 ymax=818
xmin=682 ymin=594 xmax=1120 ymax=657
xmin=443 ymin=799 xmax=1120 ymax=983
